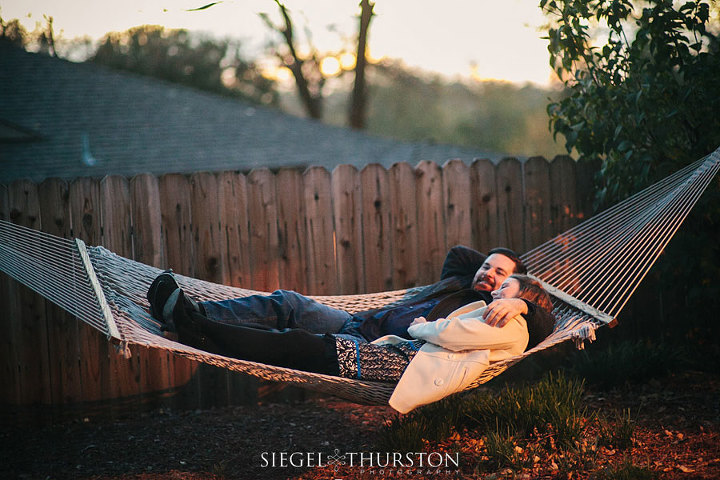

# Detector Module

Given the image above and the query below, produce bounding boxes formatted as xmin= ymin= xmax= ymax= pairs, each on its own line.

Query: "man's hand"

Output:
xmin=483 ymin=298 xmax=528 ymax=327
xmin=410 ymin=317 xmax=428 ymax=327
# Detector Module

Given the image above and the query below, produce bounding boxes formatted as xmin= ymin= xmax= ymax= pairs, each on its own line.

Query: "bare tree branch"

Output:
xmin=349 ymin=0 xmax=374 ymax=129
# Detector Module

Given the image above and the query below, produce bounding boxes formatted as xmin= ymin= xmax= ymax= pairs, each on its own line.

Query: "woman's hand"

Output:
xmin=483 ymin=298 xmax=528 ymax=327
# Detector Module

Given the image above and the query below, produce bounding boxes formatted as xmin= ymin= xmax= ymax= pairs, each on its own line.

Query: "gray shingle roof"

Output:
xmin=0 ymin=43 xmax=503 ymax=183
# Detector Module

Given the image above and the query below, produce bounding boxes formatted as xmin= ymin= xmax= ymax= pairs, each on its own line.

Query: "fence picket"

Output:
xmin=131 ymin=175 xmax=172 ymax=400
xmin=101 ymin=176 xmax=142 ymax=401
xmin=442 ymin=159 xmax=472 ymax=250
xmin=38 ymin=178 xmax=82 ymax=406
xmin=247 ymin=169 xmax=279 ymax=292
xmin=218 ymin=172 xmax=252 ymax=288
xmin=303 ymin=167 xmax=336 ymax=295
xmin=496 ymin=158 xmax=524 ymax=252
xmin=389 ymin=163 xmax=419 ymax=289
xmin=470 ymin=159 xmax=498 ymax=254
xmin=276 ymin=169 xmax=308 ymax=293
xmin=0 ymin=184 xmax=16 ymax=405
xmin=361 ymin=164 xmax=393 ymax=293
xmin=523 ymin=156 xmax=553 ymax=252
xmin=550 ymin=156 xmax=579 ymax=235
xmin=6 ymin=181 xmax=49 ymax=405
xmin=158 ymin=173 xmax=200 ymax=409
xmin=332 ymin=165 xmax=363 ymax=294
xmin=415 ymin=161 xmax=445 ymax=284
xmin=68 ymin=178 xmax=108 ymax=402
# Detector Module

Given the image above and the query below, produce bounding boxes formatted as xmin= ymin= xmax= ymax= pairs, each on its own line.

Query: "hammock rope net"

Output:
xmin=1 ymin=147 xmax=719 ymax=405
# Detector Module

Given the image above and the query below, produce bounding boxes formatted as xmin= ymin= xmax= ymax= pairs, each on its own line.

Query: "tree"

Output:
xmin=0 ymin=14 xmax=58 ymax=55
xmin=542 ymin=0 xmax=720 ymax=205
xmin=92 ymin=25 xmax=278 ymax=106
xmin=259 ymin=1 xmax=325 ymax=119
xmin=0 ymin=16 xmax=28 ymax=47
xmin=348 ymin=0 xmax=374 ymax=129
xmin=259 ymin=0 xmax=375 ymax=126
xmin=541 ymin=0 xmax=720 ymax=345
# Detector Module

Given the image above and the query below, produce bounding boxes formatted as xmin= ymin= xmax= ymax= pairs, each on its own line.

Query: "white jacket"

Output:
xmin=373 ymin=301 xmax=529 ymax=413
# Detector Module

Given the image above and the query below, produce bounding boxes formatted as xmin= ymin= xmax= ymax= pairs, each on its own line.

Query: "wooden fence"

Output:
xmin=0 ymin=156 xmax=596 ymax=415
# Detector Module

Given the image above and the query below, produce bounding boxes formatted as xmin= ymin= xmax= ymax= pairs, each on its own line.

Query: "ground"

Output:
xmin=2 ymin=370 xmax=719 ymax=480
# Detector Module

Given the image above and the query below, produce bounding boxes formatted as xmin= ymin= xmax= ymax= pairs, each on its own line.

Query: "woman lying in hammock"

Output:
xmin=150 ymin=274 xmax=554 ymax=413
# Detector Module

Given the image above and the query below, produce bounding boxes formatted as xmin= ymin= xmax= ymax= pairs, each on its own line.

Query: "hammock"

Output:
xmin=1 ymin=148 xmax=719 ymax=405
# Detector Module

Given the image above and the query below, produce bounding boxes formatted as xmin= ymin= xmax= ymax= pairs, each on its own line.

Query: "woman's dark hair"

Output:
xmin=509 ymin=274 xmax=555 ymax=349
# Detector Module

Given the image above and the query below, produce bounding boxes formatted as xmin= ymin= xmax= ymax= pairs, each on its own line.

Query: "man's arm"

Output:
xmin=483 ymin=299 xmax=551 ymax=330
xmin=440 ymin=245 xmax=486 ymax=280
xmin=483 ymin=298 xmax=527 ymax=327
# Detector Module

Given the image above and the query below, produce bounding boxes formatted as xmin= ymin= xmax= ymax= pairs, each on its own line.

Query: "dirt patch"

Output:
xmin=2 ymin=370 xmax=718 ymax=479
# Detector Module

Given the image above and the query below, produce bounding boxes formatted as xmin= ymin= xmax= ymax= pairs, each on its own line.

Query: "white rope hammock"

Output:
xmin=1 ymin=147 xmax=718 ymax=405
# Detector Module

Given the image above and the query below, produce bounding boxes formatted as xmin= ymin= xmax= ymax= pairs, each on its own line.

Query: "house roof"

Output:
xmin=0 ymin=43 xmax=503 ymax=183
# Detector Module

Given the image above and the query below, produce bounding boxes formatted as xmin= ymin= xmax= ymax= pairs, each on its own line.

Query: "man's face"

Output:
xmin=472 ymin=253 xmax=517 ymax=292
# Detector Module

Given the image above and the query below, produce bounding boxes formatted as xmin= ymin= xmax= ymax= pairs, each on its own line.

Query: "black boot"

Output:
xmin=147 ymin=271 xmax=179 ymax=322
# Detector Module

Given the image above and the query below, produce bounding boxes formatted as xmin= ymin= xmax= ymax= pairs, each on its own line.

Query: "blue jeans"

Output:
xmin=200 ymin=290 xmax=359 ymax=336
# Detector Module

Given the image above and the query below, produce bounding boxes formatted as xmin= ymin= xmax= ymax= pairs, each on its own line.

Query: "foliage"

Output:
xmin=542 ymin=0 xmax=720 ymax=205
xmin=91 ymin=25 xmax=277 ymax=106
xmin=542 ymin=0 xmax=720 ymax=346
xmin=0 ymin=16 xmax=28 ymax=47
xmin=0 ymin=14 xmax=58 ymax=55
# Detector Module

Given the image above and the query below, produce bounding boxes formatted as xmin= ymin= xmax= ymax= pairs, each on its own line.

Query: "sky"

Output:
xmin=1 ymin=0 xmax=556 ymax=86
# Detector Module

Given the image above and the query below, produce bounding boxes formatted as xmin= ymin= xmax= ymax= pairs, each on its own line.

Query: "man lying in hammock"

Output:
xmin=149 ymin=273 xmax=554 ymax=413
xmin=148 ymin=245 xmax=555 ymax=345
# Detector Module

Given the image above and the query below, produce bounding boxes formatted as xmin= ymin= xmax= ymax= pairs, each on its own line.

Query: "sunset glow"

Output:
xmin=2 ymin=0 xmax=555 ymax=86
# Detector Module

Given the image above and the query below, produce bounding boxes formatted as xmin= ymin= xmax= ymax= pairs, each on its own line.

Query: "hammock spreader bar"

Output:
xmin=75 ymin=238 xmax=121 ymax=342
xmin=527 ymin=274 xmax=616 ymax=327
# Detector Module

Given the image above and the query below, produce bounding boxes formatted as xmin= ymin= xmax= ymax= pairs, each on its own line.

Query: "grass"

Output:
xmin=464 ymin=372 xmax=587 ymax=448
xmin=378 ymin=372 xmax=587 ymax=457
xmin=376 ymin=338 xmax=696 ymax=477
xmin=483 ymin=430 xmax=525 ymax=470
xmin=592 ymin=458 xmax=655 ymax=480
xmin=598 ymin=408 xmax=636 ymax=450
